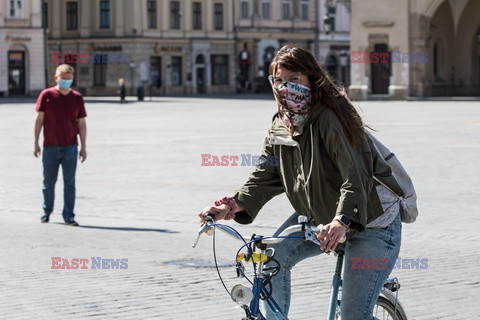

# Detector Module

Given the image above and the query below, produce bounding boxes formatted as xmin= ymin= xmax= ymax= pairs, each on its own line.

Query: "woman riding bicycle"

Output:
xmin=198 ymin=43 xmax=403 ymax=320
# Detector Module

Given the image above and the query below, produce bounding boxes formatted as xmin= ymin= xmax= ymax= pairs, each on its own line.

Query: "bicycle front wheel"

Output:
xmin=373 ymin=291 xmax=408 ymax=320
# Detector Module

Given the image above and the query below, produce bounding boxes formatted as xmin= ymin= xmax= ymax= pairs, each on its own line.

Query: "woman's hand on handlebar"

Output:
xmin=198 ymin=204 xmax=230 ymax=223
xmin=317 ymin=220 xmax=348 ymax=252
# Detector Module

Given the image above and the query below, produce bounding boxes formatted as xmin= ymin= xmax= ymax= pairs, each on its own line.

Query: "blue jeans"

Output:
xmin=263 ymin=213 xmax=402 ymax=320
xmin=42 ymin=145 xmax=78 ymax=222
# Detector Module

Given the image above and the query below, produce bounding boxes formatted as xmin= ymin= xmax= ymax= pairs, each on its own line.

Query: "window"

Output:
xmin=240 ymin=0 xmax=249 ymax=19
xmin=253 ymin=0 xmax=260 ymax=15
xmin=42 ymin=2 xmax=48 ymax=28
xmin=8 ymin=0 xmax=24 ymax=18
xmin=170 ymin=1 xmax=180 ymax=29
xmin=211 ymin=55 xmax=229 ymax=85
xmin=147 ymin=0 xmax=157 ymax=29
xmin=66 ymin=2 xmax=78 ymax=30
xmin=93 ymin=63 xmax=107 ymax=87
xmin=327 ymin=6 xmax=336 ymax=31
xmin=196 ymin=54 xmax=205 ymax=64
xmin=282 ymin=0 xmax=290 ymax=19
xmin=171 ymin=57 xmax=182 ymax=86
xmin=214 ymin=3 xmax=223 ymax=30
xmin=326 ymin=55 xmax=337 ymax=79
xmin=261 ymin=0 xmax=271 ymax=19
xmin=300 ymin=0 xmax=309 ymax=20
xmin=433 ymin=40 xmax=443 ymax=79
xmin=192 ymin=2 xmax=202 ymax=30
xmin=100 ymin=0 xmax=110 ymax=29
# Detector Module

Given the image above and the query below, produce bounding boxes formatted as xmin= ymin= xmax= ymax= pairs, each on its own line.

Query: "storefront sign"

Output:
xmin=5 ymin=35 xmax=32 ymax=41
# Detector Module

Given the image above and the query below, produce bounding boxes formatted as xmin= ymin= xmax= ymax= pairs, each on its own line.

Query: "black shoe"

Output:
xmin=41 ymin=214 xmax=50 ymax=223
xmin=65 ymin=220 xmax=79 ymax=226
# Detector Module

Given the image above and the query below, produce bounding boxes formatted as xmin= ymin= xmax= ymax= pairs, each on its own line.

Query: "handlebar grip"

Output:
xmin=205 ymin=212 xmax=216 ymax=221
xmin=315 ymin=224 xmax=346 ymax=243
xmin=203 ymin=213 xmax=216 ymax=235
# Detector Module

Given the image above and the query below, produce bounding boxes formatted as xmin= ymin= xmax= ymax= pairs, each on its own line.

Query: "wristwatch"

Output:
xmin=334 ymin=215 xmax=351 ymax=228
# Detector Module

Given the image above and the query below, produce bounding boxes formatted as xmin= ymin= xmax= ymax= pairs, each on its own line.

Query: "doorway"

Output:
xmin=196 ymin=54 xmax=206 ymax=94
xmin=196 ymin=68 xmax=205 ymax=93
xmin=150 ymin=56 xmax=162 ymax=96
xmin=370 ymin=44 xmax=390 ymax=94
xmin=8 ymin=51 xmax=25 ymax=95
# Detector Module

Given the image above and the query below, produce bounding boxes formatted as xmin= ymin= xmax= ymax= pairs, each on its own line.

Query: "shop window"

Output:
xmin=171 ymin=57 xmax=182 ymax=86
xmin=211 ymin=55 xmax=229 ymax=85
xmin=93 ymin=63 xmax=107 ymax=87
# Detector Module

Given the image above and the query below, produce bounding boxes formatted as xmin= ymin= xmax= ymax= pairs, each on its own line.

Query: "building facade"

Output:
xmin=44 ymin=0 xmax=236 ymax=96
xmin=349 ymin=0 xmax=480 ymax=99
xmin=6 ymin=0 xmax=480 ymax=99
xmin=0 ymin=0 xmax=46 ymax=96
xmin=43 ymin=0 xmax=345 ymax=96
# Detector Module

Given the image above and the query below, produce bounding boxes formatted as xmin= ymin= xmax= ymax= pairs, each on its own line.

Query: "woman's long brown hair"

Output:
xmin=269 ymin=43 xmax=365 ymax=147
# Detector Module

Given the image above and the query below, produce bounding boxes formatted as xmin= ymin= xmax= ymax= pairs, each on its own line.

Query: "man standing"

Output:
xmin=118 ymin=78 xmax=127 ymax=103
xmin=34 ymin=64 xmax=87 ymax=226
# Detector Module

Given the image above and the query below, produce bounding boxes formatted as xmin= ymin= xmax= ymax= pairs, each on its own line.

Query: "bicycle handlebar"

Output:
xmin=192 ymin=214 xmax=345 ymax=249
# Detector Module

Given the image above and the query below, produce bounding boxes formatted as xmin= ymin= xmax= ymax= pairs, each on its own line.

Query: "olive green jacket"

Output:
xmin=233 ymin=104 xmax=404 ymax=231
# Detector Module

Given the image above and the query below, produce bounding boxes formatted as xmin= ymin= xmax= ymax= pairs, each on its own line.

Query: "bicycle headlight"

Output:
xmin=230 ymin=284 xmax=253 ymax=305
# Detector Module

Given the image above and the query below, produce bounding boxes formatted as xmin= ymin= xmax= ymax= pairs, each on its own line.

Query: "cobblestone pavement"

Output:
xmin=1 ymin=96 xmax=479 ymax=319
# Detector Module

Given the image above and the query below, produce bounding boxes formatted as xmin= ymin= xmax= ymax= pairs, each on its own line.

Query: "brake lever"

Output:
xmin=192 ymin=224 xmax=208 ymax=248
xmin=306 ymin=224 xmax=346 ymax=256
xmin=304 ymin=227 xmax=323 ymax=248
xmin=192 ymin=215 xmax=215 ymax=248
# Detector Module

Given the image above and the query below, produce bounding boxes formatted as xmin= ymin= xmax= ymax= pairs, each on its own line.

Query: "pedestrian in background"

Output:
xmin=118 ymin=78 xmax=127 ymax=103
xmin=34 ymin=64 xmax=87 ymax=226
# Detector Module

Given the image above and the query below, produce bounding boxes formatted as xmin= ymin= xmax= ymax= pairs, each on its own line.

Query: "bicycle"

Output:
xmin=193 ymin=214 xmax=408 ymax=320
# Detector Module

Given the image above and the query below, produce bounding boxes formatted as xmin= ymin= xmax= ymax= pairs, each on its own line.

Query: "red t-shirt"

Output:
xmin=36 ymin=87 xmax=87 ymax=147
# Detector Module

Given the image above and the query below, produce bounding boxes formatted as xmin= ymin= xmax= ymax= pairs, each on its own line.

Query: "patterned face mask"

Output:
xmin=269 ymin=75 xmax=312 ymax=128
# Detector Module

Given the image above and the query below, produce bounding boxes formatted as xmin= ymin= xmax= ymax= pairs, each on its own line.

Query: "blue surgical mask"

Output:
xmin=59 ymin=78 xmax=73 ymax=89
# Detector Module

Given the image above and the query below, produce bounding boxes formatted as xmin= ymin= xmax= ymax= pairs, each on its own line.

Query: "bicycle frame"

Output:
xmin=243 ymin=241 xmax=291 ymax=320
xmin=193 ymin=215 xmax=318 ymax=319
xmin=246 ymin=240 xmax=345 ymax=320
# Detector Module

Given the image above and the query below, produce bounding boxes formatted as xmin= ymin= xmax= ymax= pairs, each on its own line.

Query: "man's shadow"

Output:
xmin=53 ymin=223 xmax=178 ymax=233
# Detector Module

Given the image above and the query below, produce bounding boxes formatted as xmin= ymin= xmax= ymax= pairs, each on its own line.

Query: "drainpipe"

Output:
xmin=42 ymin=0 xmax=48 ymax=89
xmin=233 ymin=0 xmax=238 ymax=93
xmin=315 ymin=0 xmax=320 ymax=59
